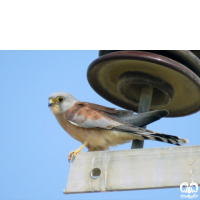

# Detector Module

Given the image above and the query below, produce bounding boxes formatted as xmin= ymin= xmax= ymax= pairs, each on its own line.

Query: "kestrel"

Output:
xmin=48 ymin=92 xmax=188 ymax=161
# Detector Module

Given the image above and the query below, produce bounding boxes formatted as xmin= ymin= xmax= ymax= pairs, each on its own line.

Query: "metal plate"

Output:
xmin=87 ymin=51 xmax=200 ymax=117
xmin=64 ymin=145 xmax=200 ymax=194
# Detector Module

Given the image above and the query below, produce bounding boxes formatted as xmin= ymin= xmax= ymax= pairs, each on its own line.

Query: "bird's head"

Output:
xmin=48 ymin=92 xmax=78 ymax=116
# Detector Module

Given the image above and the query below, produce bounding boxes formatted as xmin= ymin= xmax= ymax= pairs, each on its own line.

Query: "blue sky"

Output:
xmin=0 ymin=50 xmax=199 ymax=200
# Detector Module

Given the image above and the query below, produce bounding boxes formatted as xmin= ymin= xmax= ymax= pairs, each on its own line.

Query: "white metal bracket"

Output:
xmin=63 ymin=145 xmax=200 ymax=194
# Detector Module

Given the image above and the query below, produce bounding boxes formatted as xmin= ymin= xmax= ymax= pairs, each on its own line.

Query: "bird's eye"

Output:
xmin=57 ymin=97 xmax=64 ymax=102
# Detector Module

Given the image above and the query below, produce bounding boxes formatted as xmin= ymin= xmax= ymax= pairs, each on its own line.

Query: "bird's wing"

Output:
xmin=74 ymin=102 xmax=169 ymax=127
xmin=63 ymin=102 xmax=122 ymax=129
xmin=64 ymin=102 xmax=169 ymax=128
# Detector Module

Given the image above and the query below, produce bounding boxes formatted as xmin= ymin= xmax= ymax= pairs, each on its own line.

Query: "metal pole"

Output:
xmin=131 ymin=85 xmax=154 ymax=149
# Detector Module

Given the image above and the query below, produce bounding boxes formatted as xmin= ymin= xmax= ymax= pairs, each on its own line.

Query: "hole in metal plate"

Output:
xmin=91 ymin=168 xmax=101 ymax=179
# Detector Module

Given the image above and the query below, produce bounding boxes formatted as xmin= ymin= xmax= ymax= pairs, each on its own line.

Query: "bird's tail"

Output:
xmin=114 ymin=125 xmax=189 ymax=146
xmin=141 ymin=131 xmax=189 ymax=146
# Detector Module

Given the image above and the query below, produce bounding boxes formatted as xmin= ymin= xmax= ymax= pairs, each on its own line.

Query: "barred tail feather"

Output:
xmin=142 ymin=133 xmax=188 ymax=146
xmin=114 ymin=125 xmax=189 ymax=146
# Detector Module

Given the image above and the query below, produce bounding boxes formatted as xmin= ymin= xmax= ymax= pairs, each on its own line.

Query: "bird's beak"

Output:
xmin=48 ymin=98 xmax=56 ymax=107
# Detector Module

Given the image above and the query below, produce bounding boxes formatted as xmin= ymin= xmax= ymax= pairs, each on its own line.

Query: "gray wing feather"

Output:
xmin=70 ymin=116 xmax=121 ymax=129
xmin=113 ymin=110 xmax=169 ymax=126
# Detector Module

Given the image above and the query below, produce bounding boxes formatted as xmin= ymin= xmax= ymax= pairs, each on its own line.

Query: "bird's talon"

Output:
xmin=68 ymin=150 xmax=78 ymax=161
xmin=68 ymin=151 xmax=74 ymax=161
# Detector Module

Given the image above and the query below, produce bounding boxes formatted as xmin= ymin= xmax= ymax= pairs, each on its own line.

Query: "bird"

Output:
xmin=48 ymin=92 xmax=189 ymax=161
